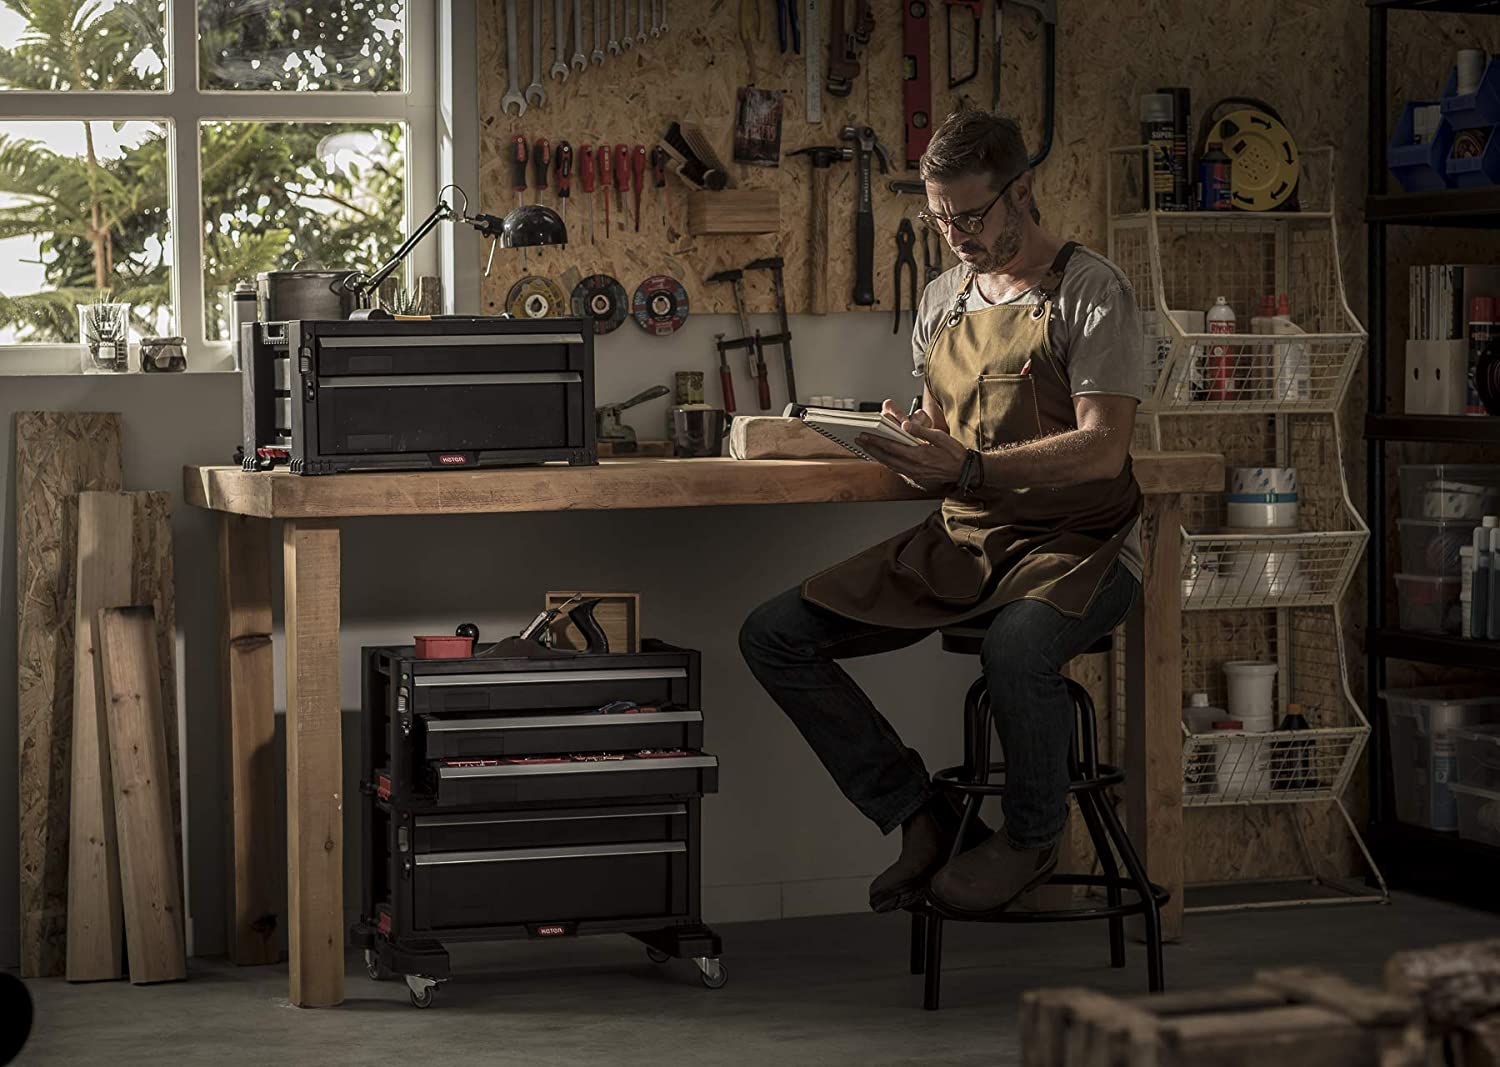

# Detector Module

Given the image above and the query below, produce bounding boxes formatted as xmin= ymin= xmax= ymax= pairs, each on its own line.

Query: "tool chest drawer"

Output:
xmin=420 ymin=708 xmax=703 ymax=760
xmin=431 ymin=751 xmax=719 ymax=807
xmin=413 ymin=803 xmax=689 ymax=853
xmin=413 ymin=840 xmax=690 ymax=930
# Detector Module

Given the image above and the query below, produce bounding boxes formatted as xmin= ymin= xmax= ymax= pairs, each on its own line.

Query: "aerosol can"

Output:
xmin=1201 ymin=296 xmax=1237 ymax=401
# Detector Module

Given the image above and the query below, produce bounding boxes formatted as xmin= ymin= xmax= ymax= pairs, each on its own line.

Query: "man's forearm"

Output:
xmin=976 ymin=427 xmax=1127 ymax=491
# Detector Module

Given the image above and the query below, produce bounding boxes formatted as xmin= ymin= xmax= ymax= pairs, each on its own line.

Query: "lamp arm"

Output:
xmin=345 ymin=200 xmax=453 ymax=297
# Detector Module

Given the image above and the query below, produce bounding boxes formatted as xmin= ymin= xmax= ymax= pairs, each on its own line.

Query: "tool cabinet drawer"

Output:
xmin=432 ymin=752 xmax=718 ymax=807
xmin=420 ymin=709 xmax=703 ymax=760
xmin=413 ymin=803 xmax=688 ymax=853
xmin=406 ymin=650 xmax=698 ymax=716
xmin=413 ymin=841 xmax=689 ymax=930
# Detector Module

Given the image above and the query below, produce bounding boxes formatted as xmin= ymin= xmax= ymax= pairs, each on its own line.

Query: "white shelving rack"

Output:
xmin=1107 ymin=145 xmax=1387 ymax=910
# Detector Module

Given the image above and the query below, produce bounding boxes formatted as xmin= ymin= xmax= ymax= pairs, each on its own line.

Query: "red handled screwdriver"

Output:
xmin=555 ymin=141 xmax=572 ymax=231
xmin=631 ymin=145 xmax=646 ymax=233
xmin=613 ymin=144 xmax=630 ymax=231
xmin=510 ymin=135 xmax=528 ymax=211
xmin=598 ymin=146 xmax=612 ymax=235
xmin=531 ymin=138 xmax=550 ymax=205
xmin=579 ymin=144 xmax=596 ymax=244
xmin=650 ymin=145 xmax=668 ymax=227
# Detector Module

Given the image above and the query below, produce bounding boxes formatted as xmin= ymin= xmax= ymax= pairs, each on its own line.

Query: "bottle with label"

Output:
xmin=1467 ymin=297 xmax=1494 ymax=416
xmin=1474 ymin=516 xmax=1495 ymax=640
xmin=1198 ymin=142 xmax=1232 ymax=210
xmin=1141 ymin=94 xmax=1176 ymax=212
xmin=1272 ymin=703 xmax=1314 ymax=791
xmin=1202 ymin=296 xmax=1237 ymax=401
xmin=1272 ymin=293 xmax=1311 ymax=403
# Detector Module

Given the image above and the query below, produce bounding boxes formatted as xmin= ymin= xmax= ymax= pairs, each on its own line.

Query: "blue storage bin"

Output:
xmin=1447 ymin=126 xmax=1500 ymax=188
xmin=1388 ymin=100 xmax=1454 ymax=192
xmin=1441 ymin=60 xmax=1500 ymax=131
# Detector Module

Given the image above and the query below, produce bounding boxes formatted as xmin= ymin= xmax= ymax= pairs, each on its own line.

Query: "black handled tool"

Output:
xmin=745 ymin=255 xmax=796 ymax=404
xmin=840 ymin=125 xmax=892 ymax=307
xmin=893 ymin=218 xmax=917 ymax=335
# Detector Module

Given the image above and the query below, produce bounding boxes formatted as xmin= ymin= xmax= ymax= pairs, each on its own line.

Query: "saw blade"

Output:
xmin=506 ymin=275 xmax=568 ymax=319
xmin=631 ymin=274 xmax=690 ymax=335
xmin=571 ymin=273 xmax=629 ymax=334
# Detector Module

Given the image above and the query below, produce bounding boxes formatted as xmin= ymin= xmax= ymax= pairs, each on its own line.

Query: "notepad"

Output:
xmin=785 ymin=404 xmax=925 ymax=461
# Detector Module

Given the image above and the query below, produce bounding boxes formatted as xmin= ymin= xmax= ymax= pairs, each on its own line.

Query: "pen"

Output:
xmin=907 ymin=396 xmax=922 ymax=417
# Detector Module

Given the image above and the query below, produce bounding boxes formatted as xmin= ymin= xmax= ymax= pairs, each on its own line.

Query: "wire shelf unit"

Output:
xmin=1107 ymin=147 xmax=1367 ymax=415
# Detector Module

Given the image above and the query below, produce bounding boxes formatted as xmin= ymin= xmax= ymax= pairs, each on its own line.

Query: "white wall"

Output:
xmin=2 ymin=310 xmax=978 ymax=966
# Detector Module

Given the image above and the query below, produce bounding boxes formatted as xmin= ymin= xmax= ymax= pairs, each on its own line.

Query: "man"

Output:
xmin=738 ymin=109 xmax=1144 ymax=918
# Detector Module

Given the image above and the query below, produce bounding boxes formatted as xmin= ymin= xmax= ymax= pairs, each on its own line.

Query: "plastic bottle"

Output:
xmin=1272 ymin=703 xmax=1314 ymax=791
xmin=1467 ymin=297 xmax=1494 ymax=416
xmin=1203 ymin=296 xmax=1237 ymax=401
xmin=1273 ymin=293 xmax=1311 ymax=402
xmin=1182 ymin=691 xmax=1225 ymax=734
xmin=1461 ymin=544 xmax=1475 ymax=638
xmin=1474 ymin=516 xmax=1496 ymax=640
xmin=1250 ymin=295 xmax=1276 ymax=335
xmin=1489 ymin=524 xmax=1500 ymax=639
xmin=1198 ymin=142 xmax=1232 ymax=210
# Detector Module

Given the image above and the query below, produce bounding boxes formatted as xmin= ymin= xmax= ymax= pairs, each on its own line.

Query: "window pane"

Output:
xmin=198 ymin=0 xmax=404 ymax=91
xmin=0 ymin=121 xmax=172 ymax=344
xmin=202 ymin=121 xmax=404 ymax=339
xmin=0 ymin=0 xmax=167 ymax=92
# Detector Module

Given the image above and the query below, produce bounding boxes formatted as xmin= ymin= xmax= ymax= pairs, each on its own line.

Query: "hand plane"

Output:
xmin=457 ymin=593 xmax=611 ymax=658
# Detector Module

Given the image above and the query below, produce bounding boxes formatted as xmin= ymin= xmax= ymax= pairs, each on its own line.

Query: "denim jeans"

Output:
xmin=738 ymin=563 xmax=1140 ymax=849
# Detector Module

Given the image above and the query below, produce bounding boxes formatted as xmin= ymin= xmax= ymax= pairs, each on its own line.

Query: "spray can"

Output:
xmin=1202 ymin=296 xmax=1238 ymax=401
xmin=1158 ymin=86 xmax=1192 ymax=210
xmin=1198 ymin=142 xmax=1232 ymax=210
xmin=1141 ymin=94 xmax=1176 ymax=212
xmin=229 ymin=280 xmax=258 ymax=372
xmin=1470 ymin=297 xmax=1496 ymax=416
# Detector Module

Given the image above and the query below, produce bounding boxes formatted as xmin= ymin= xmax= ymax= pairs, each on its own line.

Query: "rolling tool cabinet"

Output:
xmin=352 ymin=639 xmax=724 ymax=1008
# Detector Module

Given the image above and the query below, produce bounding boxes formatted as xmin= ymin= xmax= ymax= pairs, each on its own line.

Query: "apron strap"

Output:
xmin=1037 ymin=241 xmax=1080 ymax=302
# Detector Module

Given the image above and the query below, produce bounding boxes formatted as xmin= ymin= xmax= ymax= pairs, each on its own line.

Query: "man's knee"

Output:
xmin=738 ymin=587 xmax=807 ymax=666
xmin=980 ymin=599 xmax=1067 ymax=681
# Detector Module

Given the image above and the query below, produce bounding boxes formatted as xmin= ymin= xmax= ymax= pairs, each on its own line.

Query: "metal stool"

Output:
xmin=909 ymin=626 xmax=1167 ymax=1010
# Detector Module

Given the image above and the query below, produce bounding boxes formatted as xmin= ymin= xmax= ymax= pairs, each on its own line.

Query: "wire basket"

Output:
xmin=1107 ymin=146 xmax=1366 ymax=414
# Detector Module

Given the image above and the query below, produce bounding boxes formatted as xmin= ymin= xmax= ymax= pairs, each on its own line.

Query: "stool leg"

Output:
xmin=1076 ymin=791 xmax=1126 ymax=968
xmin=909 ymin=910 xmax=925 ymax=975
xmin=1097 ymin=792 xmax=1165 ymax=993
xmin=922 ymin=911 xmax=943 ymax=1010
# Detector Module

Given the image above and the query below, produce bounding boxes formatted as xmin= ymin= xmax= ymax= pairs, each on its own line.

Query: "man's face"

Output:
xmin=923 ymin=170 xmax=1026 ymax=274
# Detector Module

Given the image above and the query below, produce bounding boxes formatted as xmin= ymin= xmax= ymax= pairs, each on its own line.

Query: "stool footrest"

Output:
xmin=910 ymin=874 xmax=1169 ymax=924
xmin=932 ymin=762 xmax=1126 ymax=796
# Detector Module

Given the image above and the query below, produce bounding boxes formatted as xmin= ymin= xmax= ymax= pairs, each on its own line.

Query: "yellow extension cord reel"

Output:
xmin=1198 ymin=97 xmax=1301 ymax=212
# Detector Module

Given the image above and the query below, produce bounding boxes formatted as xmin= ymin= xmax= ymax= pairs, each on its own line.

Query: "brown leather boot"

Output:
xmin=868 ymin=800 xmax=991 ymax=914
xmin=927 ymin=831 xmax=1059 ymax=918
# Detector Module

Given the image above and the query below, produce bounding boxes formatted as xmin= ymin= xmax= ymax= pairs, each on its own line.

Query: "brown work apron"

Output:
xmin=802 ymin=242 xmax=1141 ymax=626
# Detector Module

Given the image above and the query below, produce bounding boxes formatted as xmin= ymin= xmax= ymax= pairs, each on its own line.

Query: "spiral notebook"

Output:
xmin=788 ymin=404 xmax=924 ymax=461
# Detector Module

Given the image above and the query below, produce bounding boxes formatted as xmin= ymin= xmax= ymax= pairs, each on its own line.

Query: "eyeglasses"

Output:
xmin=915 ymin=173 xmax=1020 ymax=235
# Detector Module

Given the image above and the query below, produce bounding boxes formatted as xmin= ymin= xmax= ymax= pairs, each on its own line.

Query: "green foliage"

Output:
xmin=0 ymin=0 xmax=406 ymax=343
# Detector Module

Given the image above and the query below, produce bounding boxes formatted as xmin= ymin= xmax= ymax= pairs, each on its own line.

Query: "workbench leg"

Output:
xmin=283 ymin=520 xmax=343 ymax=1007
xmin=221 ymin=515 xmax=279 ymax=966
xmin=1126 ymin=495 xmax=1185 ymax=943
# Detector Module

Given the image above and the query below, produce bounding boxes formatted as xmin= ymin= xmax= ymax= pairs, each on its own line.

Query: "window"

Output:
xmin=0 ymin=0 xmax=439 ymax=373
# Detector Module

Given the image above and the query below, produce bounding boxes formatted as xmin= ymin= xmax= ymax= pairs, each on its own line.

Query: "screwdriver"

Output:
xmin=598 ymin=146 xmax=612 ymax=235
xmin=650 ymin=145 xmax=668 ymax=227
xmin=531 ymin=137 xmax=550 ymax=205
xmin=613 ymin=144 xmax=630 ymax=231
xmin=511 ymin=134 xmax=528 ymax=211
xmin=579 ymin=144 xmax=596 ymax=244
xmin=631 ymin=145 xmax=646 ymax=233
xmin=555 ymin=141 xmax=572 ymax=231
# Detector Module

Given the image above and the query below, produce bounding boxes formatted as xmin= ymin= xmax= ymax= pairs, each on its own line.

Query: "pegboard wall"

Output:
xmin=475 ymin=0 xmax=1050 ymax=317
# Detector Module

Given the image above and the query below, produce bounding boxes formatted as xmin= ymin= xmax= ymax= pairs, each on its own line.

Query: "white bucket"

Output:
xmin=1224 ymin=661 xmax=1278 ymax=729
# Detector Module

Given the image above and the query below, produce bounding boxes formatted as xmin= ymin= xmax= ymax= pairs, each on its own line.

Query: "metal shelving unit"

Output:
xmin=1365 ymin=0 xmax=1500 ymax=908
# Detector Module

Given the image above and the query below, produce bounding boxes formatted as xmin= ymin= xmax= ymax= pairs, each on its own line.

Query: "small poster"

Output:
xmin=734 ymin=87 xmax=784 ymax=167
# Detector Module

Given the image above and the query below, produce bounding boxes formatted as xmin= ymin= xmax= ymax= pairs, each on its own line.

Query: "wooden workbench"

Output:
xmin=187 ymin=452 xmax=1221 ymax=1007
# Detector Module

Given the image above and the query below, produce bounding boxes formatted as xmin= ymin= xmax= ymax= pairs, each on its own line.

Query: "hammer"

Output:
xmin=790 ymin=145 xmax=852 ymax=315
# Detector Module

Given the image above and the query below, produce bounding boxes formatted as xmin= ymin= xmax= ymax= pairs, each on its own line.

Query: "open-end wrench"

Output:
xmin=636 ymin=0 xmax=647 ymax=43
xmin=621 ymin=0 xmax=633 ymax=50
xmin=660 ymin=0 xmax=668 ymax=33
xmin=526 ymin=0 xmax=547 ymax=107
xmin=592 ymin=0 xmax=605 ymax=62
xmin=571 ymin=0 xmax=587 ymax=70
xmin=550 ymin=0 xmax=569 ymax=80
xmin=502 ymin=0 xmax=527 ymax=115
xmin=650 ymin=0 xmax=660 ymax=37
xmin=607 ymin=0 xmax=621 ymax=55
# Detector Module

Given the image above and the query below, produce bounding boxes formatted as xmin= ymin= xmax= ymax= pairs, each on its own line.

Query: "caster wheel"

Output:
xmin=364 ymin=949 xmax=388 ymax=982
xmin=699 ymin=962 xmax=728 ymax=990
xmin=646 ymin=947 xmax=671 ymax=964
xmin=410 ymin=986 xmax=434 ymax=1009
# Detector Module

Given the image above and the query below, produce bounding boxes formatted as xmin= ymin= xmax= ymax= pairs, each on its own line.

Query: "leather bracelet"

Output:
xmin=956 ymin=448 xmax=984 ymax=497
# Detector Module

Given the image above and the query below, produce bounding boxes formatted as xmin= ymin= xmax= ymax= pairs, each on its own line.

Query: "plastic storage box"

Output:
xmin=1395 ymin=573 xmax=1464 ymax=633
xmin=1382 ymin=686 xmax=1500 ymax=831
xmin=1454 ymin=724 xmax=1500 ymax=792
xmin=1388 ymin=101 xmax=1455 ymax=193
xmin=1398 ymin=518 xmax=1473 ymax=578
xmin=1451 ymin=783 xmax=1500 ymax=847
xmin=1440 ymin=59 xmax=1500 ymax=131
xmin=1398 ymin=464 xmax=1500 ymax=522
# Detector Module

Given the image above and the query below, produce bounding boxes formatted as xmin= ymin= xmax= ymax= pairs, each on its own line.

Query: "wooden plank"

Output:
xmin=1254 ymin=967 xmax=1415 ymax=1027
xmin=729 ymin=416 xmax=850 ymax=460
xmin=16 ymin=411 xmax=122 ymax=977
xmin=183 ymin=451 xmax=1222 ymax=519
xmin=284 ymin=520 xmax=344 ymax=1007
xmin=1127 ymin=493 xmax=1186 ymax=941
xmin=220 ymin=514 xmax=279 ymax=966
xmin=1385 ymin=938 xmax=1500 ymax=1028
xmin=65 ymin=493 xmax=134 ymax=981
xmin=96 ymin=606 xmax=186 ymax=984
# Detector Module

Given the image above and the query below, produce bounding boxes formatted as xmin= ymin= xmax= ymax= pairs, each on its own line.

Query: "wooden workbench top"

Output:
xmin=184 ymin=452 xmax=1223 ymax=520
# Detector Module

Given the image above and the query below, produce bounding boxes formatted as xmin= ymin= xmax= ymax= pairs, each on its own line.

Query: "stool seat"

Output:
xmin=939 ymin=626 xmax=1113 ymax=657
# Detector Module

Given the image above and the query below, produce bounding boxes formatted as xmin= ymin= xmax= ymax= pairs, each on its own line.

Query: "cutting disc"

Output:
xmin=1210 ymin=108 xmax=1299 ymax=212
xmin=506 ymin=275 xmax=567 ymax=319
xmin=571 ymin=274 xmax=629 ymax=335
xmin=631 ymin=275 xmax=691 ymax=335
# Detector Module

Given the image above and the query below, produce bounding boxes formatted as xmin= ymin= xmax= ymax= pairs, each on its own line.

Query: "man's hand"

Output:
xmin=856 ymin=399 xmax=967 ymax=493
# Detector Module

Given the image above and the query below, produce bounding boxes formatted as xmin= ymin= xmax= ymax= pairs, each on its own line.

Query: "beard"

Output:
xmin=955 ymin=205 xmax=1024 ymax=275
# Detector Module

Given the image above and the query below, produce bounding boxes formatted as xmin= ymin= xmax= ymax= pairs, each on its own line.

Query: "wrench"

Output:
xmin=650 ymin=0 xmax=660 ymax=37
xmin=502 ymin=0 xmax=527 ymax=115
xmin=636 ymin=0 xmax=647 ymax=43
xmin=592 ymin=0 xmax=605 ymax=62
xmin=550 ymin=0 xmax=569 ymax=81
xmin=526 ymin=0 xmax=547 ymax=107
xmin=607 ymin=0 xmax=621 ymax=55
xmin=621 ymin=0 xmax=633 ymax=50
xmin=571 ymin=0 xmax=587 ymax=70
xmin=660 ymin=0 xmax=667 ymax=34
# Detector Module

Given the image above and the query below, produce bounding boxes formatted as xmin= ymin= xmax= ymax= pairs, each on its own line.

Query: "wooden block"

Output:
xmin=729 ymin=416 xmax=851 ymax=460
xmin=1385 ymin=938 xmax=1500 ymax=1029
xmin=283 ymin=520 xmax=344 ymax=1008
xmin=220 ymin=514 xmax=279 ymax=966
xmin=16 ymin=411 xmax=122 ymax=977
xmin=66 ymin=493 xmax=136 ymax=981
xmin=96 ymin=606 xmax=186 ymax=984
xmin=687 ymin=189 xmax=780 ymax=235
xmin=546 ymin=591 xmax=640 ymax=654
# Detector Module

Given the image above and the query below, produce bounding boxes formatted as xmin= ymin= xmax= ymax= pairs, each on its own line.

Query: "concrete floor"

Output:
xmin=14 ymin=891 xmax=1500 ymax=1066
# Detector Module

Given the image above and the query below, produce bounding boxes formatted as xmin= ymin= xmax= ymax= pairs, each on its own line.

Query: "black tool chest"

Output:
xmin=352 ymin=640 xmax=725 ymax=1007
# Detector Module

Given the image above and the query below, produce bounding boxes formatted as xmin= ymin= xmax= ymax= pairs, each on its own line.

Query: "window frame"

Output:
xmin=0 ymin=0 xmax=464 ymax=375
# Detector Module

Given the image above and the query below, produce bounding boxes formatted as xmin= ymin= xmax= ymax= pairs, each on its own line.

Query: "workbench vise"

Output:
xmin=596 ymin=385 xmax=670 ymax=453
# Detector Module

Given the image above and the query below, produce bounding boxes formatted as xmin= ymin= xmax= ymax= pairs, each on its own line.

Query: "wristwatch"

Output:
xmin=956 ymin=448 xmax=984 ymax=497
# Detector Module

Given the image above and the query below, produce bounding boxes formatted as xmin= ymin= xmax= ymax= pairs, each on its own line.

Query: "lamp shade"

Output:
xmin=500 ymin=205 xmax=569 ymax=249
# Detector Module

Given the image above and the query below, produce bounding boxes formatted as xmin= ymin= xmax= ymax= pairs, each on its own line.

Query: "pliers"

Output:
xmin=921 ymin=226 xmax=942 ymax=286
xmin=893 ymin=218 xmax=917 ymax=335
xmin=776 ymin=0 xmax=801 ymax=53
